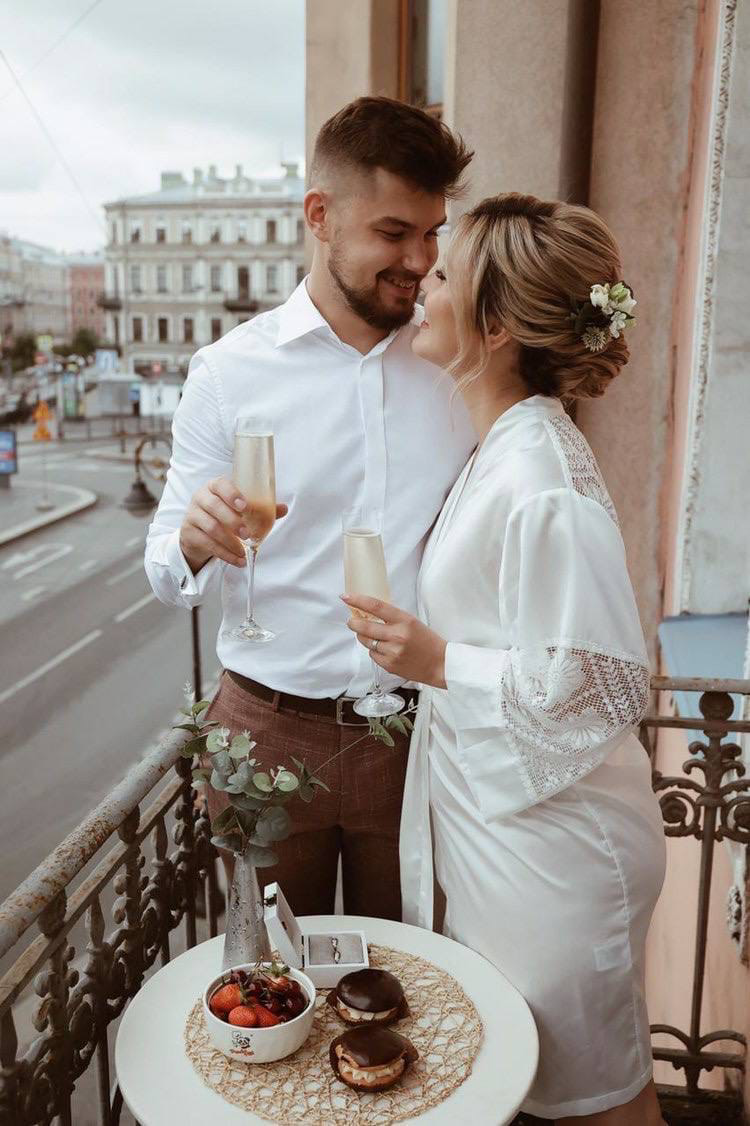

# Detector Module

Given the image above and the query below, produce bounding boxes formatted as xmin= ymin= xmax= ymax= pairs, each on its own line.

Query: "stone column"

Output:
xmin=578 ymin=1 xmax=704 ymax=651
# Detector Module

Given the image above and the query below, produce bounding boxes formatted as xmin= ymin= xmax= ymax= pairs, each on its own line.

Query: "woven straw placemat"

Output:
xmin=184 ymin=942 xmax=484 ymax=1123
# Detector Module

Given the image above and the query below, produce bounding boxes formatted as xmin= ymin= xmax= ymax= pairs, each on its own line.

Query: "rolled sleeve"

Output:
xmin=144 ymin=350 xmax=232 ymax=608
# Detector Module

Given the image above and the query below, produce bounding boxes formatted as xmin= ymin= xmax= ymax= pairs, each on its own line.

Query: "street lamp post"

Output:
xmin=122 ymin=434 xmax=203 ymax=699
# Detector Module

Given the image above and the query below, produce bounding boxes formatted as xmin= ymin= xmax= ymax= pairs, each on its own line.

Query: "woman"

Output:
xmin=343 ymin=194 xmax=667 ymax=1125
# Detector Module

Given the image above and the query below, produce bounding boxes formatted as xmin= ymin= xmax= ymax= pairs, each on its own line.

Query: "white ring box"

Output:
xmin=262 ymin=881 xmax=369 ymax=989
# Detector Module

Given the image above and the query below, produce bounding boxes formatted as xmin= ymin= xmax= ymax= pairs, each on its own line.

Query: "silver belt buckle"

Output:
xmin=335 ymin=696 xmax=368 ymax=726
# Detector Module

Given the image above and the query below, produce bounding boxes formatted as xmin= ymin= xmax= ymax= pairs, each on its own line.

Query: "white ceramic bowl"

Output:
xmin=203 ymin=964 xmax=316 ymax=1063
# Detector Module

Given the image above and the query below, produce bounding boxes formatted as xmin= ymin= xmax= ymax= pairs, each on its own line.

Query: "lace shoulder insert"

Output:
xmin=544 ymin=414 xmax=619 ymax=528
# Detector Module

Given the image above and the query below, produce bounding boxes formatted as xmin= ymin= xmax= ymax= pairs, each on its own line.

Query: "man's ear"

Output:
xmin=486 ymin=321 xmax=512 ymax=354
xmin=304 ymin=188 xmax=329 ymax=243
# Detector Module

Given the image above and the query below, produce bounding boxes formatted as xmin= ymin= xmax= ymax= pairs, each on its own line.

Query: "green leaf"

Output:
xmin=228 ymin=732 xmax=254 ymax=758
xmin=206 ymin=728 xmax=230 ymax=754
xmin=192 ymin=699 xmax=211 ymax=716
xmin=212 ymin=805 xmax=237 ymax=833
xmin=369 ymin=720 xmax=394 ymax=747
xmin=298 ymin=781 xmax=314 ymax=803
xmin=308 ymin=774 xmax=330 ymax=793
xmin=230 ymin=792 xmax=266 ymax=812
xmin=192 ymin=767 xmax=212 ymax=785
xmin=173 ymin=722 xmax=198 ymax=733
xmin=252 ymin=772 xmax=273 ymax=793
xmin=211 ymin=748 xmax=234 ymax=779
xmin=234 ymin=807 xmax=260 ymax=837
xmin=243 ymin=843 xmax=279 ymax=867
xmin=290 ymin=756 xmax=306 ymax=773
xmin=255 ymin=806 xmax=291 ymax=843
xmin=385 ymin=713 xmax=408 ymax=735
xmin=209 ymin=769 xmax=230 ymax=792
xmin=274 ymin=769 xmax=299 ymax=793
xmin=211 ymin=832 xmax=243 ymax=853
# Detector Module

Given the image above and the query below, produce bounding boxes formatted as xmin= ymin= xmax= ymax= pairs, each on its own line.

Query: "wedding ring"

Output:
xmin=370 ymin=639 xmax=380 ymax=652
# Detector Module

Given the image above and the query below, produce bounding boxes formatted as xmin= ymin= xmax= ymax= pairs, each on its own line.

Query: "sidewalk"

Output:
xmin=0 ymin=479 xmax=97 ymax=547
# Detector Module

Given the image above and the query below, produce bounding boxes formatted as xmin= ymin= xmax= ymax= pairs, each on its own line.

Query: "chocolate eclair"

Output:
xmin=326 ymin=968 xmax=409 ymax=1026
xmin=329 ymin=1026 xmax=418 ymax=1091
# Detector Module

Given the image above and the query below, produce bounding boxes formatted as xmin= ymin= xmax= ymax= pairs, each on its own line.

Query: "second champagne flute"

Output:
xmin=342 ymin=507 xmax=405 ymax=718
xmin=226 ymin=415 xmax=276 ymax=643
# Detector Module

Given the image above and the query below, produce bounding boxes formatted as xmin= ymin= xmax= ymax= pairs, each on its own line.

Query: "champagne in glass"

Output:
xmin=225 ymin=416 xmax=276 ymax=643
xmin=342 ymin=509 xmax=405 ymax=718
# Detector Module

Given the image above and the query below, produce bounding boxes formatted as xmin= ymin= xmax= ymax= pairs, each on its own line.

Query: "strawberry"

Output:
xmin=210 ymin=984 xmax=244 ymax=1014
xmin=252 ymin=1002 xmax=281 ymax=1027
xmin=228 ymin=1005 xmax=258 ymax=1027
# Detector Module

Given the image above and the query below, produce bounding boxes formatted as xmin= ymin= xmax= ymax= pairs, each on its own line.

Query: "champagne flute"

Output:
xmin=226 ymin=415 xmax=276 ymax=643
xmin=342 ymin=507 xmax=405 ymax=718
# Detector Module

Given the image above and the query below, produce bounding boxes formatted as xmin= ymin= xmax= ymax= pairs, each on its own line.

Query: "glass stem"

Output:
xmin=370 ymin=655 xmax=384 ymax=699
xmin=246 ymin=544 xmax=258 ymax=624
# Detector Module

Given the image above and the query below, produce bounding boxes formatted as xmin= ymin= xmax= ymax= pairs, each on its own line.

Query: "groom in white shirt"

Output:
xmin=145 ymin=96 xmax=475 ymax=919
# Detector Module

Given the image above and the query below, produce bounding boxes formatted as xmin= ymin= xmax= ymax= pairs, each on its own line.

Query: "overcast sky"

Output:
xmin=0 ymin=0 xmax=305 ymax=253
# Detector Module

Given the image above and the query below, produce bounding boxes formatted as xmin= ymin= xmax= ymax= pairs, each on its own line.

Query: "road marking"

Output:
xmin=20 ymin=585 xmax=46 ymax=602
xmin=0 ymin=629 xmax=103 ymax=705
xmin=79 ymin=559 xmax=98 ymax=572
xmin=106 ymin=560 xmax=143 ymax=586
xmin=2 ymin=545 xmax=50 ymax=570
xmin=13 ymin=544 xmax=73 ymax=580
xmin=125 ymin=535 xmax=144 ymax=548
xmin=114 ymin=592 xmax=156 ymax=623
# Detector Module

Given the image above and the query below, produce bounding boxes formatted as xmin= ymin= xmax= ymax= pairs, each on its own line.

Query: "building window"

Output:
xmin=181 ymin=222 xmax=192 ymax=244
xmin=182 ymin=264 xmax=193 ymax=293
xmin=111 ymin=222 xmax=117 ymax=245
xmin=130 ymin=265 xmax=141 ymax=294
xmin=158 ymin=317 xmax=168 ymax=343
xmin=156 ymin=265 xmax=167 ymax=293
xmin=399 ymin=0 xmax=445 ymax=115
xmin=183 ymin=317 xmax=194 ymax=344
xmin=237 ymin=220 xmax=247 ymax=243
xmin=237 ymin=266 xmax=249 ymax=297
xmin=155 ymin=224 xmax=166 ymax=243
xmin=266 ymin=264 xmax=278 ymax=292
xmin=211 ymin=317 xmax=222 ymax=342
xmin=297 ymin=219 xmax=304 ymax=243
xmin=129 ymin=223 xmax=141 ymax=243
xmin=266 ymin=220 xmax=277 ymax=244
xmin=210 ymin=265 xmax=222 ymax=292
xmin=296 ymin=264 xmax=305 ymax=285
xmin=132 ymin=316 xmax=143 ymax=342
xmin=210 ymin=223 xmax=221 ymax=243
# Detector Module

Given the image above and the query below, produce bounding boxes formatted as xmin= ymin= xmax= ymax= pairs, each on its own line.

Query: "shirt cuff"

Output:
xmin=164 ymin=529 xmax=221 ymax=602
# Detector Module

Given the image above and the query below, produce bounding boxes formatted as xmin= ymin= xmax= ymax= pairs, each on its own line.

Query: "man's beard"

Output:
xmin=328 ymin=246 xmax=417 ymax=331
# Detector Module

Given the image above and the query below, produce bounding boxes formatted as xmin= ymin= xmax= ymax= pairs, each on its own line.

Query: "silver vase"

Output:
xmin=222 ymin=845 xmax=272 ymax=969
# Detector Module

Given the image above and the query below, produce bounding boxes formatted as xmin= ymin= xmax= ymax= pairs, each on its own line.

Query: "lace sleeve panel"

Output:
xmin=499 ymin=642 xmax=651 ymax=804
xmin=544 ymin=413 xmax=620 ymax=529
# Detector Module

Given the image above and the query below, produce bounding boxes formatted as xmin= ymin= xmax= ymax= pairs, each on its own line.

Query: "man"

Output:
xmin=145 ymin=96 xmax=475 ymax=920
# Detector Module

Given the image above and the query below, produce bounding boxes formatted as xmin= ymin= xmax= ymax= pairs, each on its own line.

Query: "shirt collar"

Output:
xmin=275 ymin=278 xmax=426 ymax=352
xmin=275 ymin=279 xmax=330 ymax=347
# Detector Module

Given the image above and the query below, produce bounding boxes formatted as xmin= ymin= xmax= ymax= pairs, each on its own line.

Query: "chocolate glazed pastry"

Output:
xmin=326 ymin=968 xmax=409 ymax=1026
xmin=329 ymin=1026 xmax=419 ymax=1092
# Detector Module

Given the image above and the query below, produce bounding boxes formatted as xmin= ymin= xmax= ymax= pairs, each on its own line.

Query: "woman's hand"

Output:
xmin=342 ymin=594 xmax=447 ymax=689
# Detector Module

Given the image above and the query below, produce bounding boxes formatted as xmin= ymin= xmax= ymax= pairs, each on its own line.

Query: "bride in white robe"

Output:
xmin=344 ymin=194 xmax=667 ymax=1125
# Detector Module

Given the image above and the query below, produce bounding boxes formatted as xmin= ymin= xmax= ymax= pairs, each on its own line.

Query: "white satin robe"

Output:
xmin=399 ymin=395 xmax=666 ymax=1119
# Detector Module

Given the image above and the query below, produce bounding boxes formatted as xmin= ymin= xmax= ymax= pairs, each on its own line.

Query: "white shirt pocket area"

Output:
xmin=443 ymin=487 xmax=651 ymax=822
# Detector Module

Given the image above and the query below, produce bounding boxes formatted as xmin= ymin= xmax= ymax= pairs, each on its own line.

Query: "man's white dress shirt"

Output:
xmin=145 ymin=280 xmax=475 ymax=698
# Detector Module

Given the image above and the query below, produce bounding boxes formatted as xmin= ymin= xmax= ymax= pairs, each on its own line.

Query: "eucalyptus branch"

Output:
xmin=175 ymin=684 xmax=418 ymax=863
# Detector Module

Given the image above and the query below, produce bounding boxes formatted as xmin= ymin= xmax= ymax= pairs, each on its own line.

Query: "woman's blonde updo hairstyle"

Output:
xmin=446 ymin=193 xmax=630 ymax=402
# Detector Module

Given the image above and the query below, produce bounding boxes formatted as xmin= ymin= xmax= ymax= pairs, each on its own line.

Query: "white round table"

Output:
xmin=115 ymin=914 xmax=538 ymax=1125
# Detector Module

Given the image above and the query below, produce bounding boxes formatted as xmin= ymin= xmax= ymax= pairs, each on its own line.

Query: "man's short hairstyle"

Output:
xmin=311 ymin=96 xmax=473 ymax=199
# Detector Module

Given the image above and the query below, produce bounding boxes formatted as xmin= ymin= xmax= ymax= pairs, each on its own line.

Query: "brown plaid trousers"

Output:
xmin=202 ymin=670 xmax=411 ymax=920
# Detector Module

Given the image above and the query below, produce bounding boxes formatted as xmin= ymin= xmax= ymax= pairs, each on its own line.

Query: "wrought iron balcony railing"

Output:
xmin=96 ymin=292 xmax=122 ymax=311
xmin=0 ymin=674 xmax=748 ymax=1124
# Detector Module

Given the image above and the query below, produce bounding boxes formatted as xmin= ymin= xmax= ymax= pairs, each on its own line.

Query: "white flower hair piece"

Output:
xmin=570 ymin=281 xmax=637 ymax=352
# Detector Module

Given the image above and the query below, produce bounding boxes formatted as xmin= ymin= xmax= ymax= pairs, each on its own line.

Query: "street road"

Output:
xmin=0 ymin=438 xmax=223 ymax=902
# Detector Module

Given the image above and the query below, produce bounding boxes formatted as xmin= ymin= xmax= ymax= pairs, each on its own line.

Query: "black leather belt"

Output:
xmin=226 ymin=669 xmax=418 ymax=727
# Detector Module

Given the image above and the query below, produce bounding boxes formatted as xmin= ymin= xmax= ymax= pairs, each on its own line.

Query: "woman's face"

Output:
xmin=411 ymin=267 xmax=460 ymax=371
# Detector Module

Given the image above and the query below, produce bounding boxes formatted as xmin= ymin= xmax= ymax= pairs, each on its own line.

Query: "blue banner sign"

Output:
xmin=0 ymin=429 xmax=17 ymax=475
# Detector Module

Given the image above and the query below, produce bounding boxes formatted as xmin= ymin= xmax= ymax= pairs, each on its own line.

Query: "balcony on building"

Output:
xmin=223 ymin=292 xmax=258 ymax=313
xmin=97 ymin=291 xmax=122 ymax=311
